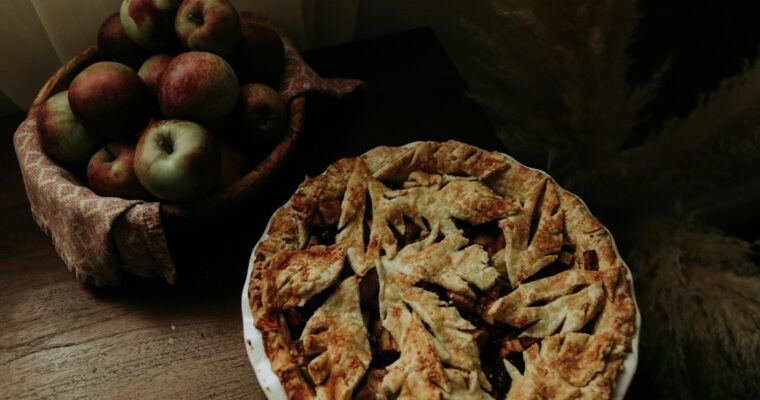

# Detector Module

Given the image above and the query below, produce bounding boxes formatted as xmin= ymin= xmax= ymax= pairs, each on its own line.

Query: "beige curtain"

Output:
xmin=0 ymin=0 xmax=360 ymax=117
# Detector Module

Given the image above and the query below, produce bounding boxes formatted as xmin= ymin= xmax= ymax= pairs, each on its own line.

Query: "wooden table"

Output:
xmin=0 ymin=28 xmax=502 ymax=399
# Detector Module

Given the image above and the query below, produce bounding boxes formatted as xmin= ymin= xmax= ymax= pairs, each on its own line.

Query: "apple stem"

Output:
xmin=104 ymin=145 xmax=116 ymax=160
xmin=187 ymin=13 xmax=203 ymax=25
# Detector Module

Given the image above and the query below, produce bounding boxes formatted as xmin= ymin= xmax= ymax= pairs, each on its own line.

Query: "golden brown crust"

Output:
xmin=382 ymin=304 xmax=449 ymax=398
xmin=256 ymin=313 xmax=315 ymax=400
xmin=301 ymin=276 xmax=371 ymax=400
xmin=262 ymin=243 xmax=348 ymax=309
xmin=249 ymin=140 xmax=636 ymax=399
xmin=501 ymin=178 xmax=564 ymax=286
xmin=504 ymin=333 xmax=623 ymax=400
xmin=484 ymin=269 xmax=606 ymax=337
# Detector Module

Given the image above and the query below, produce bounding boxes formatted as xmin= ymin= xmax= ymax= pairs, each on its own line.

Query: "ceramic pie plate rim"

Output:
xmin=241 ymin=142 xmax=642 ymax=399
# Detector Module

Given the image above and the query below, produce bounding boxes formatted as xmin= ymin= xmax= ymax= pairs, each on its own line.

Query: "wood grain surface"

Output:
xmin=1 ymin=28 xmax=504 ymax=399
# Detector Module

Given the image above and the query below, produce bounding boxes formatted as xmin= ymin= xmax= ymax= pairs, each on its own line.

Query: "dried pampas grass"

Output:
xmin=627 ymin=219 xmax=760 ymax=399
xmin=464 ymin=0 xmax=760 ymax=398
xmin=462 ymin=0 xmax=647 ymax=179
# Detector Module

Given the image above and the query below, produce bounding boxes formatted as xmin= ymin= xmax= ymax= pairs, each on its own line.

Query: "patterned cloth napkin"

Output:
xmin=13 ymin=14 xmax=362 ymax=286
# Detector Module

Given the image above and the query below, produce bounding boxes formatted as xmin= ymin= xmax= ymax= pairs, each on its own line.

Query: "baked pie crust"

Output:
xmin=248 ymin=141 xmax=637 ymax=399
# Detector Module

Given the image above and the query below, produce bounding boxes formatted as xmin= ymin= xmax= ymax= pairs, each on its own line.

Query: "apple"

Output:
xmin=134 ymin=119 xmax=220 ymax=201
xmin=232 ymin=17 xmax=285 ymax=86
xmin=97 ymin=12 xmax=148 ymax=69
xmin=68 ymin=61 xmax=152 ymax=139
xmin=175 ymin=0 xmax=241 ymax=56
xmin=120 ymin=0 xmax=181 ymax=51
xmin=87 ymin=142 xmax=151 ymax=199
xmin=237 ymin=83 xmax=287 ymax=145
xmin=158 ymin=51 xmax=239 ymax=123
xmin=37 ymin=91 xmax=103 ymax=165
xmin=138 ymin=54 xmax=174 ymax=94
xmin=217 ymin=138 xmax=248 ymax=188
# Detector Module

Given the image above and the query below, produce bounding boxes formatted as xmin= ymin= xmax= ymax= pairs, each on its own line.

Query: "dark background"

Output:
xmin=628 ymin=0 xmax=760 ymax=242
xmin=629 ymin=0 xmax=760 ymax=139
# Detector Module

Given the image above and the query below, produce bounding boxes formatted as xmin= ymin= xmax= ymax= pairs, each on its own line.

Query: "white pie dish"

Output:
xmin=241 ymin=143 xmax=641 ymax=400
xmin=243 ymin=203 xmax=289 ymax=399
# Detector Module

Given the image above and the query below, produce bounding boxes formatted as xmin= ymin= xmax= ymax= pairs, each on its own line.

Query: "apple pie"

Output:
xmin=248 ymin=141 xmax=637 ymax=399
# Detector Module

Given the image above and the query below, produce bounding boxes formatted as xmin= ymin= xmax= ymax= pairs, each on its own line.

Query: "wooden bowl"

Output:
xmin=27 ymin=45 xmax=304 ymax=231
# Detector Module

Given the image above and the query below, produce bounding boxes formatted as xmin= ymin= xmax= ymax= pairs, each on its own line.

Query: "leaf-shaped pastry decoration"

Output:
xmin=301 ymin=276 xmax=371 ymax=400
xmin=432 ymin=141 xmax=510 ymax=180
xmin=338 ymin=159 xmax=518 ymax=278
xmin=367 ymin=178 xmax=406 ymax=259
xmin=381 ymin=303 xmax=450 ymax=399
xmin=501 ymin=178 xmax=564 ymax=286
xmin=383 ymin=234 xmax=499 ymax=299
xmin=379 ymin=234 xmax=499 ymax=396
xmin=483 ymin=269 xmax=605 ymax=338
xmin=387 ymin=173 xmax=519 ymax=245
xmin=371 ymin=142 xmax=439 ymax=183
xmin=262 ymin=243 xmax=347 ymax=309
xmin=370 ymin=141 xmax=509 ymax=183
xmin=503 ymin=333 xmax=616 ymax=400
xmin=336 ymin=159 xmax=405 ymax=276
xmin=402 ymin=287 xmax=492 ymax=391
xmin=444 ymin=369 xmax=494 ymax=400
xmin=335 ymin=159 xmax=371 ymax=275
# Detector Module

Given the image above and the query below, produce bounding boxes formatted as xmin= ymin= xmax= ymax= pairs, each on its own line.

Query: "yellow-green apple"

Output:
xmin=97 ymin=12 xmax=148 ymax=69
xmin=87 ymin=142 xmax=151 ymax=199
xmin=237 ymin=83 xmax=286 ymax=145
xmin=138 ymin=54 xmax=174 ymax=94
xmin=120 ymin=0 xmax=182 ymax=51
xmin=158 ymin=51 xmax=239 ymax=123
xmin=68 ymin=61 xmax=151 ymax=139
xmin=175 ymin=0 xmax=240 ymax=56
xmin=217 ymin=138 xmax=248 ymax=188
xmin=37 ymin=91 xmax=103 ymax=165
xmin=231 ymin=17 xmax=284 ymax=86
xmin=134 ymin=119 xmax=220 ymax=201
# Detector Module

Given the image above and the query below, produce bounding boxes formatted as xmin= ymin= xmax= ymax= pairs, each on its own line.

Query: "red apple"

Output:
xmin=134 ymin=119 xmax=220 ymax=201
xmin=120 ymin=0 xmax=182 ymax=51
xmin=68 ymin=61 xmax=151 ymax=139
xmin=87 ymin=142 xmax=151 ymax=199
xmin=37 ymin=91 xmax=103 ymax=165
xmin=231 ymin=17 xmax=285 ymax=86
xmin=158 ymin=51 xmax=239 ymax=123
xmin=138 ymin=54 xmax=174 ymax=94
xmin=217 ymin=138 xmax=248 ymax=188
xmin=175 ymin=0 xmax=240 ymax=56
xmin=237 ymin=83 xmax=287 ymax=145
xmin=97 ymin=12 xmax=148 ymax=69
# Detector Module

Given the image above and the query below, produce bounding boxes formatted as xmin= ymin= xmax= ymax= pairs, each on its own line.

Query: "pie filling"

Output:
xmin=251 ymin=142 xmax=635 ymax=400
